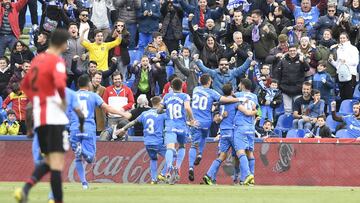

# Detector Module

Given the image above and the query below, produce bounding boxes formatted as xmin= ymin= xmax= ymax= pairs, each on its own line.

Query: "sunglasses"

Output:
xmin=81 ymin=14 xmax=89 ymax=17
xmin=328 ymin=10 xmax=336 ymax=12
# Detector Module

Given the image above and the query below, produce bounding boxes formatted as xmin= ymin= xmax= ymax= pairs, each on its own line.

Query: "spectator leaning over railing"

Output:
xmin=80 ymin=27 xmax=121 ymax=71
xmin=0 ymin=0 xmax=28 ymax=58
xmin=331 ymin=100 xmax=360 ymax=139
xmin=0 ymin=109 xmax=20 ymax=135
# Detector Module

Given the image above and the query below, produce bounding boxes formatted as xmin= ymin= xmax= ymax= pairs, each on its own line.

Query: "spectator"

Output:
xmin=332 ymin=11 xmax=352 ymax=41
xmin=162 ymin=73 xmax=187 ymax=97
xmin=194 ymin=53 xmax=254 ymax=95
xmin=314 ymin=29 xmax=337 ymax=78
xmin=0 ymin=56 xmax=12 ymax=99
xmin=243 ymin=9 xmax=277 ymax=62
xmin=329 ymin=32 xmax=359 ymax=101
xmin=102 ymin=71 xmax=135 ymax=126
xmin=257 ymin=79 xmax=282 ymax=126
xmin=312 ymin=61 xmax=335 ymax=111
xmin=268 ymin=5 xmax=292 ymax=35
xmin=137 ymin=0 xmax=161 ymax=53
xmin=281 ymin=17 xmax=307 ymax=46
xmin=307 ymin=115 xmax=333 ymax=138
xmin=6 ymin=60 xmax=30 ymax=94
xmin=0 ymin=109 xmax=20 ymax=135
xmin=113 ymin=0 xmax=141 ymax=49
xmin=265 ymin=34 xmax=289 ymax=70
xmin=255 ymin=120 xmax=279 ymax=138
xmin=0 ymin=0 xmax=28 ymax=58
xmin=285 ymin=0 xmax=327 ymax=33
xmin=292 ymin=82 xmax=313 ymax=130
xmin=63 ymin=22 xmax=87 ymax=87
xmin=2 ymin=82 xmax=28 ymax=134
xmin=39 ymin=0 xmax=71 ymax=32
xmin=224 ymin=31 xmax=251 ymax=67
xmin=89 ymin=71 xmax=106 ymax=135
xmin=34 ymin=31 xmax=49 ymax=53
xmin=10 ymin=40 xmax=34 ymax=71
xmin=171 ymin=50 xmax=199 ymax=96
xmin=298 ymin=36 xmax=317 ymax=80
xmin=331 ymin=100 xmax=360 ymax=138
xmin=257 ymin=64 xmax=273 ymax=88
xmin=63 ymin=0 xmax=80 ymax=22
xmin=273 ymin=45 xmax=310 ymax=113
xmin=76 ymin=9 xmax=96 ymax=42
xmin=144 ymin=32 xmax=170 ymax=93
xmin=225 ymin=10 xmax=247 ymax=45
xmin=18 ymin=0 xmax=38 ymax=32
xmin=106 ymin=20 xmax=131 ymax=79
xmin=129 ymin=55 xmax=157 ymax=102
xmin=312 ymin=3 xmax=338 ymax=41
xmin=160 ymin=0 xmax=184 ymax=53
xmin=346 ymin=0 xmax=360 ymax=27
xmin=91 ymin=0 xmax=111 ymax=39
xmin=80 ymin=28 xmax=121 ymax=71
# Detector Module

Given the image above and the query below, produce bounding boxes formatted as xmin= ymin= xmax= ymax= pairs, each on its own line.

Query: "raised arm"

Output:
xmin=194 ymin=57 xmax=216 ymax=76
xmin=285 ymin=0 xmax=295 ymax=12
xmin=331 ymin=101 xmax=343 ymax=122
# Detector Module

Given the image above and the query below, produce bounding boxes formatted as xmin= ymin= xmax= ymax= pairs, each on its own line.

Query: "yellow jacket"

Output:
xmin=0 ymin=120 xmax=20 ymax=135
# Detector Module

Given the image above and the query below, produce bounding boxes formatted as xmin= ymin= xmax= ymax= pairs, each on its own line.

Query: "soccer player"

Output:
xmin=202 ymin=84 xmax=237 ymax=185
xmin=188 ymin=75 xmax=240 ymax=182
xmin=234 ymin=78 xmax=258 ymax=185
xmin=158 ymin=78 xmax=196 ymax=184
xmin=15 ymin=29 xmax=72 ymax=203
xmin=331 ymin=101 xmax=360 ymax=137
xmin=115 ymin=96 xmax=168 ymax=184
xmin=70 ymin=74 xmax=129 ymax=189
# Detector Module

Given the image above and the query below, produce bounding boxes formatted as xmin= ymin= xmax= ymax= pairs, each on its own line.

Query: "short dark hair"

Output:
xmin=0 ymin=56 xmax=9 ymax=64
xmin=11 ymin=82 xmax=20 ymax=92
xmin=271 ymin=79 xmax=278 ymax=84
xmin=200 ymin=74 xmax=211 ymax=86
xmin=7 ymin=109 xmax=16 ymax=116
xmin=240 ymin=78 xmax=252 ymax=90
xmin=312 ymin=89 xmax=320 ymax=96
xmin=49 ymin=29 xmax=70 ymax=48
xmin=263 ymin=120 xmax=273 ymax=126
xmin=94 ymin=70 xmax=102 ymax=76
xmin=111 ymin=71 xmax=123 ymax=80
xmin=152 ymin=32 xmax=162 ymax=39
xmin=79 ymin=8 xmax=89 ymax=14
xmin=89 ymin=61 xmax=98 ymax=66
xmin=317 ymin=115 xmax=326 ymax=120
xmin=222 ymin=83 xmax=233 ymax=96
xmin=150 ymin=96 xmax=162 ymax=106
xmin=218 ymin=57 xmax=228 ymax=63
xmin=94 ymin=29 xmax=103 ymax=36
xmin=168 ymin=74 xmax=178 ymax=82
xmin=318 ymin=60 xmax=327 ymax=67
xmin=251 ymin=9 xmax=262 ymax=16
xmin=39 ymin=31 xmax=49 ymax=39
xmin=68 ymin=22 xmax=78 ymax=29
xmin=171 ymin=78 xmax=183 ymax=91
xmin=288 ymin=44 xmax=298 ymax=49
xmin=78 ymin=74 xmax=90 ymax=88
xmin=303 ymin=81 xmax=312 ymax=87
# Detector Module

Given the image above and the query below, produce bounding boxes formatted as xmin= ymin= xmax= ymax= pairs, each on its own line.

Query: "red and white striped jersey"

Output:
xmin=21 ymin=53 xmax=69 ymax=128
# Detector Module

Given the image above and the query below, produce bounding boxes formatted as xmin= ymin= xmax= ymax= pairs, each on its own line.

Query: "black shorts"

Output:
xmin=36 ymin=125 xmax=67 ymax=154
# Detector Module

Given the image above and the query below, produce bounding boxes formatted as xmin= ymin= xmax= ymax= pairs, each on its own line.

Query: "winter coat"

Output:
xmin=2 ymin=91 xmax=29 ymax=121
xmin=0 ymin=67 xmax=13 ymax=99
xmin=63 ymin=36 xmax=87 ymax=75
xmin=137 ymin=0 xmax=160 ymax=33
xmin=258 ymin=88 xmax=283 ymax=109
xmin=144 ymin=41 xmax=170 ymax=74
xmin=330 ymin=41 xmax=359 ymax=76
xmin=312 ymin=14 xmax=338 ymax=40
xmin=312 ymin=71 xmax=335 ymax=105
xmin=0 ymin=120 xmax=20 ymax=135
xmin=0 ymin=0 xmax=28 ymax=39
xmin=113 ymin=0 xmax=141 ymax=24
xmin=160 ymin=1 xmax=183 ymax=41
xmin=10 ymin=49 xmax=34 ymax=70
xmin=129 ymin=64 xmax=157 ymax=96
xmin=106 ymin=31 xmax=131 ymax=66
xmin=224 ymin=42 xmax=251 ymax=67
xmin=90 ymin=83 xmax=106 ymax=132
xmin=172 ymin=57 xmax=199 ymax=96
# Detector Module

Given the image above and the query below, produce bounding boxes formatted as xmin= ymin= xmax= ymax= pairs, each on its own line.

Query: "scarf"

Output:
xmin=252 ymin=24 xmax=260 ymax=42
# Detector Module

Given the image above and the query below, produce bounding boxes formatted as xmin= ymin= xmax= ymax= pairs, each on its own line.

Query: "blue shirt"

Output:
xmin=65 ymin=88 xmax=81 ymax=120
xmin=137 ymin=109 xmax=166 ymax=146
xmin=192 ymin=86 xmax=221 ymax=129
xmin=69 ymin=90 xmax=104 ymax=133
xmin=234 ymin=91 xmax=258 ymax=133
xmin=343 ymin=115 xmax=360 ymax=138
xmin=162 ymin=92 xmax=190 ymax=130
xmin=219 ymin=98 xmax=237 ymax=130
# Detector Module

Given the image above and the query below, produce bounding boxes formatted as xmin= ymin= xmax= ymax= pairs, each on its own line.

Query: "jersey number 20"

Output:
xmin=192 ymin=94 xmax=208 ymax=110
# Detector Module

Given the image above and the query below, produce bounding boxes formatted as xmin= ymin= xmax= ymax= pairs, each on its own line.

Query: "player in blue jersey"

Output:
xmin=201 ymin=83 xmax=238 ymax=185
xmin=70 ymin=74 xmax=128 ymax=189
xmin=158 ymin=78 xmax=197 ymax=184
xmin=115 ymin=96 xmax=168 ymax=184
xmin=331 ymin=101 xmax=360 ymax=138
xmin=234 ymin=78 xmax=258 ymax=185
xmin=188 ymin=74 xmax=240 ymax=181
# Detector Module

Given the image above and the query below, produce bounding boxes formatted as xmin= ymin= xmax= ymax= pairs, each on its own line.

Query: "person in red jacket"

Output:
xmin=0 ymin=0 xmax=28 ymax=57
xmin=162 ymin=74 xmax=187 ymax=97
xmin=103 ymin=70 xmax=134 ymax=127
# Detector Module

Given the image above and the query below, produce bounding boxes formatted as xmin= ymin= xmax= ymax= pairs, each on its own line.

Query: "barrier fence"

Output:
xmin=1 ymin=137 xmax=360 ymax=186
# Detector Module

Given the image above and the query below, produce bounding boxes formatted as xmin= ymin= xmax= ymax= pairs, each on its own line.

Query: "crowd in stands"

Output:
xmin=1 ymin=0 xmax=360 ymax=138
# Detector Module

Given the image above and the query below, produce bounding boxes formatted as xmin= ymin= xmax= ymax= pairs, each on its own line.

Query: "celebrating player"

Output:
xmin=188 ymin=74 xmax=240 ymax=182
xmin=115 ymin=96 xmax=168 ymax=184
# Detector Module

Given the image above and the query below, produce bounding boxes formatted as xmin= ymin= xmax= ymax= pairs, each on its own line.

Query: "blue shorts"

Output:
xmin=190 ymin=127 xmax=209 ymax=144
xmin=164 ymin=128 xmax=188 ymax=145
xmin=218 ymin=129 xmax=235 ymax=153
xmin=145 ymin=145 xmax=167 ymax=160
xmin=70 ymin=131 xmax=96 ymax=157
xmin=234 ymin=127 xmax=255 ymax=152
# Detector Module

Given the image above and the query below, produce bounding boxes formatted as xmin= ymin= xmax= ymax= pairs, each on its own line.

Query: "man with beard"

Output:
xmin=281 ymin=17 xmax=307 ymax=46
xmin=34 ymin=31 xmax=49 ymax=54
xmin=292 ymin=82 xmax=314 ymax=129
xmin=90 ymin=71 xmax=106 ymax=135
xmin=332 ymin=101 xmax=360 ymax=139
xmin=194 ymin=52 xmax=254 ymax=95
xmin=0 ymin=0 xmax=28 ymax=57
xmin=76 ymin=9 xmax=96 ymax=41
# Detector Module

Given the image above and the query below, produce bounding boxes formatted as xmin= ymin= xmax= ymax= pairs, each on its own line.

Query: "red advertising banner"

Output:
xmin=1 ymin=141 xmax=360 ymax=186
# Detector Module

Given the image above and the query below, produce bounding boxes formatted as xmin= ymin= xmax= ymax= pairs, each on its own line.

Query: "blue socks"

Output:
xmin=165 ymin=148 xmax=176 ymax=172
xmin=249 ymin=158 xmax=255 ymax=175
xmin=150 ymin=160 xmax=158 ymax=181
xmin=198 ymin=137 xmax=206 ymax=156
xmin=75 ymin=159 xmax=87 ymax=184
xmin=207 ymin=158 xmax=222 ymax=180
xmin=188 ymin=146 xmax=197 ymax=169
xmin=238 ymin=154 xmax=250 ymax=182
xmin=176 ymin=147 xmax=186 ymax=169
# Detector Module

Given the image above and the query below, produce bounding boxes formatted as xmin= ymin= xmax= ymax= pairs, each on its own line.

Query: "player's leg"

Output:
xmin=188 ymin=128 xmax=200 ymax=181
xmin=70 ymin=133 xmax=88 ymax=189
xmin=195 ymin=129 xmax=209 ymax=166
xmin=246 ymin=133 xmax=255 ymax=184
xmin=173 ymin=132 xmax=187 ymax=183
xmin=79 ymin=135 xmax=97 ymax=189
xmin=157 ymin=145 xmax=168 ymax=182
xmin=164 ymin=131 xmax=177 ymax=176
xmin=145 ymin=145 xmax=159 ymax=184
xmin=234 ymin=128 xmax=253 ymax=185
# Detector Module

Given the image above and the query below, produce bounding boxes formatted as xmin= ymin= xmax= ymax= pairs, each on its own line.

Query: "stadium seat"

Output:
xmin=336 ymin=129 xmax=353 ymax=138
xmin=274 ymin=104 xmax=285 ymax=118
xmin=274 ymin=114 xmax=294 ymax=136
xmin=339 ymin=99 xmax=356 ymax=114
xmin=286 ymin=129 xmax=306 ymax=138
xmin=353 ymin=84 xmax=360 ymax=100
xmin=125 ymin=79 xmax=134 ymax=88
xmin=326 ymin=115 xmax=341 ymax=133
xmin=129 ymin=50 xmax=142 ymax=65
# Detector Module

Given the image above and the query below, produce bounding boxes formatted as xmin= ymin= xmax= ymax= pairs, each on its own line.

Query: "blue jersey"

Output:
xmin=234 ymin=91 xmax=258 ymax=132
xmin=162 ymin=92 xmax=190 ymax=130
xmin=69 ymin=90 xmax=104 ymax=132
xmin=137 ymin=109 xmax=166 ymax=146
xmin=192 ymin=86 xmax=221 ymax=129
xmin=343 ymin=115 xmax=360 ymax=138
xmin=219 ymin=97 xmax=237 ymax=130
xmin=65 ymin=88 xmax=81 ymax=121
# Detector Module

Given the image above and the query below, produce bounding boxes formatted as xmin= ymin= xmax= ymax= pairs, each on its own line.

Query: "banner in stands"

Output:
xmin=1 ymin=141 xmax=360 ymax=186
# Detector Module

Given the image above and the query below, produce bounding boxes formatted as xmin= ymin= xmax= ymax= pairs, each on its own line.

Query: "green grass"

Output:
xmin=2 ymin=182 xmax=360 ymax=203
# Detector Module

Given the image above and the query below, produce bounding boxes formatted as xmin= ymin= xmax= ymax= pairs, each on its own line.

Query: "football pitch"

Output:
xmin=1 ymin=182 xmax=360 ymax=203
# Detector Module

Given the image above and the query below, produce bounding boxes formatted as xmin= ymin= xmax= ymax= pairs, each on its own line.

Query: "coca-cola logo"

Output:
xmin=67 ymin=148 xmax=166 ymax=183
xmin=273 ymin=143 xmax=295 ymax=173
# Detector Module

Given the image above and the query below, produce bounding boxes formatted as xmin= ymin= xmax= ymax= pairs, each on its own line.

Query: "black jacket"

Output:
xmin=258 ymin=88 xmax=283 ymax=109
xmin=106 ymin=31 xmax=131 ymax=66
xmin=311 ymin=125 xmax=333 ymax=138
